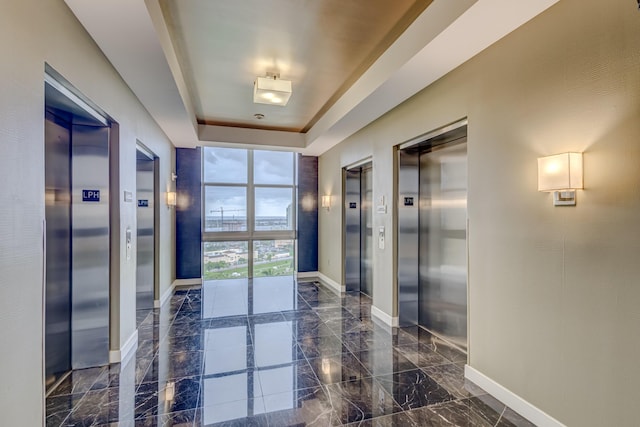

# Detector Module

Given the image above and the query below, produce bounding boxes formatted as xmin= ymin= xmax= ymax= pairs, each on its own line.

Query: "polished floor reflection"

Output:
xmin=46 ymin=277 xmax=535 ymax=426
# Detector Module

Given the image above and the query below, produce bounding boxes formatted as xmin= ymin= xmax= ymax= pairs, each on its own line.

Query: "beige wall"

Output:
xmin=0 ymin=1 xmax=176 ymax=424
xmin=318 ymin=0 xmax=640 ymax=425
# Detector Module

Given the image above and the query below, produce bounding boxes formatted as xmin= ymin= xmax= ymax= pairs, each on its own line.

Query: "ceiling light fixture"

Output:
xmin=253 ymin=72 xmax=292 ymax=106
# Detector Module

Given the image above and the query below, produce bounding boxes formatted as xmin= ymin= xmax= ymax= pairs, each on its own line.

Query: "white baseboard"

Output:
xmin=317 ymin=272 xmax=345 ymax=293
xmin=109 ymin=329 xmax=138 ymax=364
xmin=371 ymin=305 xmax=399 ymax=328
xmin=173 ymin=278 xmax=202 ymax=287
xmin=155 ymin=282 xmax=175 ymax=308
xmin=464 ymin=365 xmax=566 ymax=427
xmin=297 ymin=271 xmax=319 ymax=280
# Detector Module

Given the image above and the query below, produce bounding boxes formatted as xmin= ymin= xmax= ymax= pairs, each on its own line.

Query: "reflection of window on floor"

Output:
xmin=201 ymin=289 xmax=298 ymax=423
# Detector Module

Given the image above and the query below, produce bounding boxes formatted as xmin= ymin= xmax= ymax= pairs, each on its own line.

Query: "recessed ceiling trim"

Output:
xmin=198 ymin=124 xmax=306 ymax=151
xmin=303 ymin=0 xmax=561 ymax=156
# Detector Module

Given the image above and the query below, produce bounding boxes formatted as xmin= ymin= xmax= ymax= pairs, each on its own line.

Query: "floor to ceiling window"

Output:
xmin=203 ymin=147 xmax=296 ymax=279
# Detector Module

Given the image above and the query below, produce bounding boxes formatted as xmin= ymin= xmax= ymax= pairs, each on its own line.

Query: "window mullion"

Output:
xmin=247 ymin=150 xmax=255 ymax=278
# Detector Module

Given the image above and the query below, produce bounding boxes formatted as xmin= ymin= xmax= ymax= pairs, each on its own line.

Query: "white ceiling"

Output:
xmin=64 ymin=0 xmax=560 ymax=156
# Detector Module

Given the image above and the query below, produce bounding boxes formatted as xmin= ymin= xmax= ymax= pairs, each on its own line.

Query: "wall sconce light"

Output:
xmin=321 ymin=195 xmax=331 ymax=211
xmin=538 ymin=152 xmax=583 ymax=206
xmin=166 ymin=191 xmax=177 ymax=208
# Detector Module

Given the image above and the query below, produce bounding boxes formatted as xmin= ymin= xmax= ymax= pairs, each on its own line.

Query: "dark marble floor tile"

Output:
xmin=135 ymin=356 xmax=155 ymax=385
xmin=297 ymin=335 xmax=350 ymax=359
xmin=421 ymin=363 xmax=486 ymax=400
xmin=90 ymin=364 xmax=122 ymax=391
xmin=375 ymin=369 xmax=454 ymax=410
xmin=167 ymin=333 xmax=206 ymax=353
xmin=167 ymin=320 xmax=208 ymax=338
xmin=325 ymin=317 xmax=374 ymax=335
xmin=283 ymin=309 xmax=322 ymax=321
xmin=46 ymin=393 xmax=84 ymax=426
xmin=60 ymin=387 xmax=123 ymax=426
xmin=497 ymin=407 xmax=537 ymax=427
xmin=263 ymin=386 xmax=341 ymax=426
xmin=257 ymin=359 xmax=321 ymax=395
xmin=344 ymin=411 xmax=416 ymax=427
xmin=462 ymin=394 xmax=533 ymax=427
xmin=136 ymin=339 xmax=160 ymax=360
xmin=407 ymin=401 xmax=492 ymax=427
xmin=432 ymin=342 xmax=467 ymax=364
xmin=247 ymin=312 xmax=286 ymax=325
xmin=324 ymin=377 xmax=403 ymax=424
xmin=135 ymin=377 xmax=201 ymax=419
xmin=345 ymin=304 xmax=372 ymax=321
xmin=354 ymin=348 xmax=419 ymax=377
xmin=395 ymin=343 xmax=450 ymax=368
xmin=314 ymin=306 xmax=356 ymax=322
xmin=194 ymin=398 xmax=268 ymax=427
xmin=291 ymin=320 xmax=337 ymax=340
xmin=341 ymin=330 xmax=394 ymax=353
xmin=307 ymin=352 xmax=370 ymax=385
xmin=134 ymin=409 xmax=196 ymax=426
xmin=48 ymin=366 xmax=106 ymax=397
xmin=172 ymin=309 xmax=205 ymax=324
xmin=142 ymin=351 xmax=203 ymax=383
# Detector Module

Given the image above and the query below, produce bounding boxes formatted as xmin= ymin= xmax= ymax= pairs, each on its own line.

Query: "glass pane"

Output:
xmin=204 ymin=241 xmax=249 ymax=279
xmin=254 ymin=150 xmax=293 ymax=185
xmin=254 ymin=187 xmax=293 ymax=231
xmin=253 ymin=240 xmax=294 ymax=277
xmin=205 ymin=186 xmax=247 ymax=232
xmin=203 ymin=147 xmax=247 ymax=183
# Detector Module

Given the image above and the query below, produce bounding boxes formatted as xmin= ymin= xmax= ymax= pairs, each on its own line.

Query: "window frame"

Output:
xmin=202 ymin=148 xmax=297 ymax=278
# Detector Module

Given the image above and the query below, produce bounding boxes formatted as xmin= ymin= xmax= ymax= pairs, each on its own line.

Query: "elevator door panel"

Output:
xmin=344 ymin=169 xmax=361 ymax=292
xmin=360 ymin=167 xmax=373 ymax=296
xmin=136 ymin=153 xmax=155 ymax=310
xmin=71 ymin=124 xmax=110 ymax=369
xmin=397 ymin=150 xmax=420 ymax=326
xmin=419 ymin=142 xmax=467 ymax=349
xmin=45 ymin=113 xmax=72 ymax=388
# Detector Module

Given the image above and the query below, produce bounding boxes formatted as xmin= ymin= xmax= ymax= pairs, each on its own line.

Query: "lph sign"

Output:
xmin=82 ymin=190 xmax=100 ymax=202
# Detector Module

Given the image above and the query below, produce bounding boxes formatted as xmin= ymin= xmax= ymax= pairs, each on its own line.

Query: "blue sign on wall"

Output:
xmin=138 ymin=199 xmax=149 ymax=207
xmin=82 ymin=190 xmax=100 ymax=202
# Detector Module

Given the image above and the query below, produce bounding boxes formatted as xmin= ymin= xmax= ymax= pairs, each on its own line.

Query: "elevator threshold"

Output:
xmin=416 ymin=324 xmax=468 ymax=356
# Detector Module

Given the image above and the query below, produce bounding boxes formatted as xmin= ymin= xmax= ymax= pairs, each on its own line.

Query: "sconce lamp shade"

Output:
xmin=254 ymin=76 xmax=292 ymax=106
xmin=321 ymin=195 xmax=331 ymax=210
xmin=537 ymin=152 xmax=583 ymax=192
xmin=167 ymin=191 xmax=177 ymax=207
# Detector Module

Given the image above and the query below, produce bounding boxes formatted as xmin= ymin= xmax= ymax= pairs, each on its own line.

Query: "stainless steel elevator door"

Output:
xmin=397 ymin=150 xmax=420 ymax=327
xmin=344 ymin=169 xmax=361 ymax=292
xmin=419 ymin=141 xmax=467 ymax=349
xmin=360 ymin=166 xmax=373 ymax=297
xmin=136 ymin=151 xmax=155 ymax=310
xmin=45 ymin=112 xmax=72 ymax=390
xmin=71 ymin=124 xmax=110 ymax=369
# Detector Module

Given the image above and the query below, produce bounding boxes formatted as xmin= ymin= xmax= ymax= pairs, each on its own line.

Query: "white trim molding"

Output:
xmin=155 ymin=282 xmax=176 ymax=308
xmin=173 ymin=278 xmax=202 ymax=287
xmin=317 ymin=272 xmax=345 ymax=293
xmin=297 ymin=271 xmax=319 ymax=280
xmin=371 ymin=305 xmax=399 ymax=328
xmin=109 ymin=329 xmax=138 ymax=364
xmin=464 ymin=365 xmax=567 ymax=427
